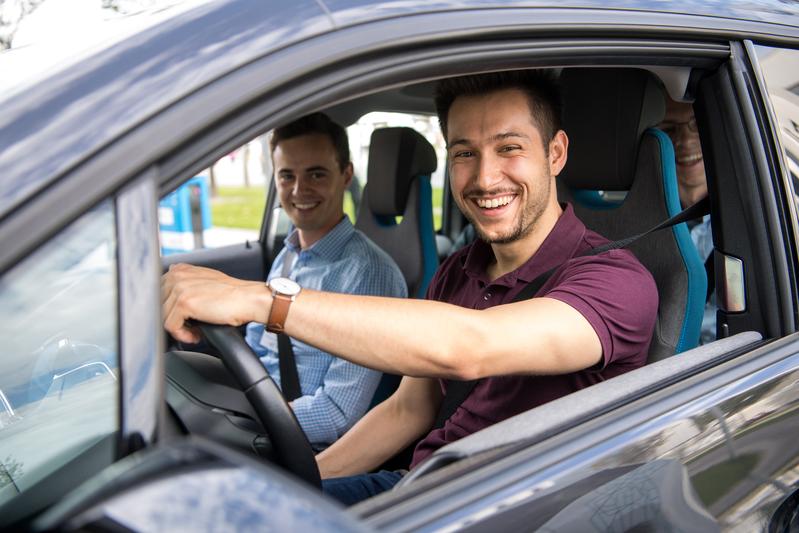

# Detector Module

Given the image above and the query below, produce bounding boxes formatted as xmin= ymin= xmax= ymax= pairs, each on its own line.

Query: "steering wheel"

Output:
xmin=197 ymin=323 xmax=321 ymax=488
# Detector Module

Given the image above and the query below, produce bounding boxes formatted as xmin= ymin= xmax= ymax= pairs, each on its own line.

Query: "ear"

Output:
xmin=548 ymin=130 xmax=568 ymax=177
xmin=342 ymin=162 xmax=354 ymax=188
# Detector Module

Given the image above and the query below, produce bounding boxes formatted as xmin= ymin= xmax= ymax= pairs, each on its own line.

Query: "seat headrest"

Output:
xmin=558 ymin=68 xmax=665 ymax=191
xmin=367 ymin=127 xmax=437 ymax=216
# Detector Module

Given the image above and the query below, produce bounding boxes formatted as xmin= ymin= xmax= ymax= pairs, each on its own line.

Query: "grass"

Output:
xmin=210 ymin=186 xmax=267 ymax=229
xmin=211 ymin=185 xmax=444 ymax=230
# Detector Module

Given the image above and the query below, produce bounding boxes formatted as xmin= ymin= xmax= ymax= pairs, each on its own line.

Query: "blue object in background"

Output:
xmin=159 ymin=176 xmax=212 ymax=255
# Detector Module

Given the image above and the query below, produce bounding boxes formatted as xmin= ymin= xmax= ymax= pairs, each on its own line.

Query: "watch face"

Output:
xmin=270 ymin=277 xmax=301 ymax=296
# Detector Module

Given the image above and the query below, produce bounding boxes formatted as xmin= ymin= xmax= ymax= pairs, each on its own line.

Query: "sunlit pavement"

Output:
xmin=203 ymin=227 xmax=260 ymax=248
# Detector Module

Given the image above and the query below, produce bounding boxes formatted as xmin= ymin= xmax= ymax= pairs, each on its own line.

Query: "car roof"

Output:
xmin=1 ymin=0 xmax=798 ymax=222
xmin=327 ymin=0 xmax=799 ymax=28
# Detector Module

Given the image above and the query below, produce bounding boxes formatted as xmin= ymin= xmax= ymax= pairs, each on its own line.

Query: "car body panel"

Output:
xmin=32 ymin=438 xmax=368 ymax=532
xmin=324 ymin=0 xmax=799 ymax=29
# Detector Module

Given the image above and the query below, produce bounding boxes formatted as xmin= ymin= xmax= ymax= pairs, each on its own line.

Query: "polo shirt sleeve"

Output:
xmin=543 ymin=249 xmax=658 ymax=369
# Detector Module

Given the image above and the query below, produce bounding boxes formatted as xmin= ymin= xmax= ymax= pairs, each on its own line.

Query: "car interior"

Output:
xmin=157 ymin=59 xmax=780 ymax=504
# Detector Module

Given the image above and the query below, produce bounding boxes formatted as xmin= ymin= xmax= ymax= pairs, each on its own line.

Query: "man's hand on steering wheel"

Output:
xmin=162 ymin=263 xmax=271 ymax=344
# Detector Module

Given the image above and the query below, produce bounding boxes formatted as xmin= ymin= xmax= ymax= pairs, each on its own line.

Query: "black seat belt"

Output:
xmin=276 ymin=250 xmax=302 ymax=402
xmin=431 ymin=268 xmax=554 ymax=429
xmin=432 ymin=197 xmax=711 ymax=429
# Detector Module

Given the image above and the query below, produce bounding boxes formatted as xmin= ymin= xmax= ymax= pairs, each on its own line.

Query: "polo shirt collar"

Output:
xmin=462 ymin=203 xmax=586 ymax=287
xmin=283 ymin=216 xmax=354 ymax=260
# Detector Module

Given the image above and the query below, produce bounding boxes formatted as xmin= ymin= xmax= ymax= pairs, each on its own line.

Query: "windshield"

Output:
xmin=0 ymin=202 xmax=119 ymax=505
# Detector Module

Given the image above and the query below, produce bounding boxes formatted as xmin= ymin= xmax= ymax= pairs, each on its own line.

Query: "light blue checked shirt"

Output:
xmin=245 ymin=217 xmax=407 ymax=448
xmin=690 ymin=214 xmax=716 ymax=344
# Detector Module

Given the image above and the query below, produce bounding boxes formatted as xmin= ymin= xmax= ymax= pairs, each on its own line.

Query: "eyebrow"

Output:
xmin=447 ymin=131 xmax=531 ymax=149
xmin=304 ymin=165 xmax=330 ymax=173
xmin=277 ymin=165 xmax=330 ymax=174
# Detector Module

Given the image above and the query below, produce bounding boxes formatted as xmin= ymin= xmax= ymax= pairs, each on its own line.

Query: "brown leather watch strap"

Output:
xmin=267 ymin=293 xmax=293 ymax=333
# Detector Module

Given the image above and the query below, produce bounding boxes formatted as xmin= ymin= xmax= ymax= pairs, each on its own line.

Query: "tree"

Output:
xmin=0 ymin=455 xmax=24 ymax=493
xmin=0 ymin=0 xmax=46 ymax=51
xmin=0 ymin=0 xmax=168 ymax=51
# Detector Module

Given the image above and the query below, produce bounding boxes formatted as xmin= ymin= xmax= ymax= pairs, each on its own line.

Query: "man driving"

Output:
xmin=162 ymin=70 xmax=658 ymax=503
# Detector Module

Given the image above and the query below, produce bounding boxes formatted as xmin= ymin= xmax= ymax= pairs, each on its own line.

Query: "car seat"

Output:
xmin=355 ymin=126 xmax=439 ymax=405
xmin=355 ymin=127 xmax=438 ymax=299
xmin=558 ymin=68 xmax=707 ymax=361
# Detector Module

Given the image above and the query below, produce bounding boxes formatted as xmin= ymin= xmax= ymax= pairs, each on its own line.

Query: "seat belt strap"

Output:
xmin=432 ymin=267 xmax=555 ymax=429
xmin=585 ymin=196 xmax=710 ymax=255
xmin=276 ymin=250 xmax=302 ymax=402
xmin=277 ymin=333 xmax=302 ymax=402
xmin=432 ymin=197 xmax=711 ymax=430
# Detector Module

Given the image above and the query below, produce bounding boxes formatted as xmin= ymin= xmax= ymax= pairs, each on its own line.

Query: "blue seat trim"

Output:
xmin=373 ymin=214 xmax=397 ymax=227
xmin=370 ymin=175 xmax=438 ymax=408
xmin=416 ymin=175 xmax=439 ymax=298
xmin=571 ymin=189 xmax=623 ymax=210
xmin=647 ymin=128 xmax=707 ymax=353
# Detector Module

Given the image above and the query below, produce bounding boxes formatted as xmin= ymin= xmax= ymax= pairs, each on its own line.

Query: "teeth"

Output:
xmin=294 ymin=202 xmax=318 ymax=210
xmin=476 ymin=195 xmax=513 ymax=209
xmin=678 ymin=153 xmax=702 ymax=164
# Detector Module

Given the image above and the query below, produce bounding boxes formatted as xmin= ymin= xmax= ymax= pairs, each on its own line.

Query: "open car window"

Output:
xmin=158 ymin=110 xmax=449 ymax=259
xmin=158 ymin=137 xmax=269 ymax=256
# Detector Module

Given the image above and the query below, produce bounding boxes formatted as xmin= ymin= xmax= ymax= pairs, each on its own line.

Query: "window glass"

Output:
xmin=0 ymin=202 xmax=119 ymax=505
xmin=158 ymin=136 xmax=269 ymax=255
xmin=347 ymin=112 xmax=447 ymax=229
xmin=754 ymin=45 xmax=799 ymax=202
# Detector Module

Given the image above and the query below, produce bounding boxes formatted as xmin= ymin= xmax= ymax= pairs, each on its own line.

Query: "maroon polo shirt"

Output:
xmin=410 ymin=203 xmax=658 ymax=469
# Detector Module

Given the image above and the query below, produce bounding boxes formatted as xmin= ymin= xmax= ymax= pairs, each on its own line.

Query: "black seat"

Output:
xmin=355 ymin=127 xmax=439 ymax=299
xmin=558 ymin=68 xmax=707 ymax=360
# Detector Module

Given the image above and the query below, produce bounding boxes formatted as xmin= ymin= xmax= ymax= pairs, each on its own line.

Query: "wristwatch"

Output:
xmin=266 ymin=277 xmax=302 ymax=333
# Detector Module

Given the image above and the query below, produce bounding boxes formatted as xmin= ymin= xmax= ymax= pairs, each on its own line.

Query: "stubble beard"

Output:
xmin=467 ymin=167 xmax=552 ymax=245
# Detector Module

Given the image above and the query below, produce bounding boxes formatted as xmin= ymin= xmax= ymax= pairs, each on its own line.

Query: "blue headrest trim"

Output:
xmin=416 ymin=175 xmax=438 ymax=298
xmin=571 ymin=189 xmax=624 ymax=210
xmin=648 ymin=129 xmax=707 ymax=354
xmin=373 ymin=214 xmax=397 ymax=227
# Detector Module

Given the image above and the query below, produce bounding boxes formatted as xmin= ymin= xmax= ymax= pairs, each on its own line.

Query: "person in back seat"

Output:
xmin=162 ymin=70 xmax=658 ymax=504
xmin=659 ymin=96 xmax=715 ymax=344
xmin=244 ymin=113 xmax=407 ymax=449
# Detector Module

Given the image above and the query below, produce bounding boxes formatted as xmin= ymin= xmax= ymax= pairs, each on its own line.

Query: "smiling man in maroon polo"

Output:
xmin=162 ymin=70 xmax=659 ymax=505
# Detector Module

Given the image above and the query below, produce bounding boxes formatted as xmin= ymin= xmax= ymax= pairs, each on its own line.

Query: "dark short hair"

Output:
xmin=270 ymin=112 xmax=350 ymax=171
xmin=434 ymin=70 xmax=562 ymax=150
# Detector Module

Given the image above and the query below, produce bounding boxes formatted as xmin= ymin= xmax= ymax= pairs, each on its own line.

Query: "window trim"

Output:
xmin=116 ymin=171 xmax=162 ymax=453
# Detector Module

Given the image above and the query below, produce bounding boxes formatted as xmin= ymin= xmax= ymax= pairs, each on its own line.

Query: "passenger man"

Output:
xmin=659 ymin=96 xmax=715 ymax=344
xmin=162 ymin=71 xmax=658 ymax=503
xmin=243 ymin=113 xmax=407 ymax=448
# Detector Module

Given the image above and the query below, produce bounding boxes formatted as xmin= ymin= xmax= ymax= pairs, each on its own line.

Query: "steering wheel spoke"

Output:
xmin=198 ymin=323 xmax=321 ymax=488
